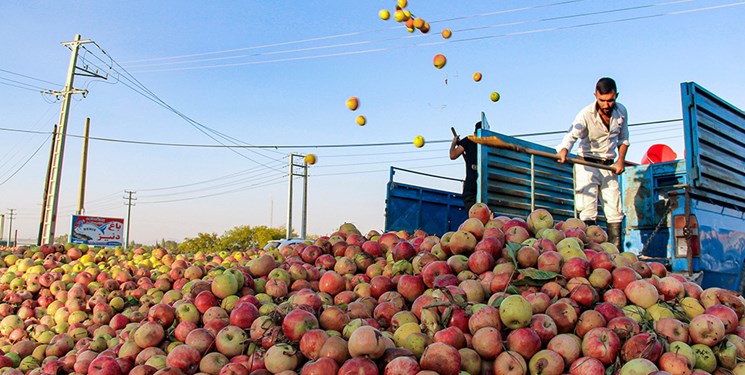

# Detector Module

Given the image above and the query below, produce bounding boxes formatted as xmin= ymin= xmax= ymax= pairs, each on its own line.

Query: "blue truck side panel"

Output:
xmin=621 ymin=160 xmax=688 ymax=258
xmin=681 ymin=82 xmax=745 ymax=209
xmin=669 ymin=200 xmax=745 ymax=289
xmin=477 ymin=129 xmax=581 ymax=222
xmin=384 ymin=168 xmax=467 ymax=236
xmin=623 ymin=82 xmax=745 ymax=291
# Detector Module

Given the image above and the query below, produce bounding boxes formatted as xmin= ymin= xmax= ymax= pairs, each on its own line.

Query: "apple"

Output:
xmin=654 ymin=318 xmax=689 ymax=343
xmin=547 ymin=333 xmax=582 ymax=368
xmin=581 ymin=327 xmax=621 ymax=365
xmin=658 ymin=352 xmax=693 ymax=374
xmin=499 ymin=295 xmax=533 ymax=329
xmin=348 ymin=326 xmax=388 ymax=359
xmin=575 ymin=310 xmax=606 ymax=339
xmin=472 ymin=327 xmax=503 ymax=360
xmin=215 ymin=325 xmax=248 ymax=357
xmin=319 ymin=335 xmax=350 ymax=366
xmin=397 ymin=275 xmax=426 ymax=303
xmin=528 ymin=349 xmax=565 ymax=375
xmin=492 ymin=350 xmax=527 ymax=375
xmin=620 ymin=333 xmax=663 ymax=363
xmin=433 ymin=326 xmax=466 ymax=349
xmin=148 ymin=303 xmax=176 ymax=328
xmin=705 ymin=304 xmax=739 ymax=333
xmin=537 ymin=251 xmax=563 ymax=273
xmin=546 ymin=301 xmax=579 ymax=333
xmin=612 ymin=266 xmax=641 ymax=290
xmin=691 ymin=343 xmax=717 ymax=373
xmin=468 ymin=202 xmax=492 ymax=225
xmin=264 ymin=343 xmax=300 ymax=374
xmin=624 ymin=280 xmax=659 ymax=309
xmin=166 ymin=344 xmax=201 ymax=374
xmin=506 ymin=327 xmax=541 ymax=360
xmin=419 ymin=342 xmax=461 ymax=375
xmin=619 ymin=358 xmax=659 ymax=375
xmin=133 ymin=321 xmax=165 ymax=349
xmin=569 ymin=356 xmax=605 ymax=375
xmin=689 ymin=314 xmax=725 ymax=346
xmin=657 ymin=276 xmax=685 ymax=301
xmin=301 ymin=357 xmax=340 ymax=375
xmin=338 ymin=357 xmax=378 ymax=375
xmin=88 ymin=356 xmax=123 ymax=375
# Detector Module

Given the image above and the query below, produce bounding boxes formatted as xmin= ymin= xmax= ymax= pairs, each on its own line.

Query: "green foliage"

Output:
xmin=177 ymin=232 xmax=221 ymax=253
xmin=177 ymin=225 xmax=286 ymax=253
xmin=219 ymin=225 xmax=285 ymax=250
xmin=54 ymin=234 xmax=68 ymax=244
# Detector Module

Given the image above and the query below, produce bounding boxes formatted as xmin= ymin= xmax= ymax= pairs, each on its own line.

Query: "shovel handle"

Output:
xmin=520 ymin=148 xmax=616 ymax=172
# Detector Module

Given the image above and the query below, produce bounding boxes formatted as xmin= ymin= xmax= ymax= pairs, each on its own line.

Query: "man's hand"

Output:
xmin=449 ymin=134 xmax=463 ymax=160
xmin=557 ymin=149 xmax=568 ymax=163
xmin=613 ymin=160 xmax=625 ymax=175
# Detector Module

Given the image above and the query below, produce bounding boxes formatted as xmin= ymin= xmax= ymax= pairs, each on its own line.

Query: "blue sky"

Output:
xmin=1 ymin=1 xmax=744 ymax=244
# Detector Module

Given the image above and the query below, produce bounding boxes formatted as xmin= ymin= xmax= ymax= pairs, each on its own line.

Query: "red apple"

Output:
xmin=581 ymin=327 xmax=621 ymax=365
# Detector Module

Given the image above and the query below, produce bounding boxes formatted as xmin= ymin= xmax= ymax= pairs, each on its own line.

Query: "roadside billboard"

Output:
xmin=70 ymin=215 xmax=124 ymax=247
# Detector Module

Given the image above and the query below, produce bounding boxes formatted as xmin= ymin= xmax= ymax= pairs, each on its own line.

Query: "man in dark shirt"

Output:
xmin=450 ymin=121 xmax=481 ymax=210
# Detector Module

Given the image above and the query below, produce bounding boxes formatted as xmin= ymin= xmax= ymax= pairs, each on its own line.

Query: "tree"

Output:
xmin=177 ymin=232 xmax=220 ymax=253
xmin=54 ymin=234 xmax=69 ymax=244
xmin=219 ymin=225 xmax=285 ymax=250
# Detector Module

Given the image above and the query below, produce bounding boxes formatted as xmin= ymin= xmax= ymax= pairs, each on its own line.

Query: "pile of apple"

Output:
xmin=0 ymin=204 xmax=745 ymax=375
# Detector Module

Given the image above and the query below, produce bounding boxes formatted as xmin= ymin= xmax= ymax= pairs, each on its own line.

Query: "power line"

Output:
xmin=0 ymin=80 xmax=44 ymax=92
xmin=121 ymin=1 xmax=740 ymax=73
xmin=0 ymin=76 xmax=50 ymax=91
xmin=0 ymin=118 xmax=684 ymax=149
xmin=116 ymin=0 xmax=587 ymax=68
xmin=0 ymin=132 xmax=52 ymax=186
xmin=0 ymin=68 xmax=62 ymax=87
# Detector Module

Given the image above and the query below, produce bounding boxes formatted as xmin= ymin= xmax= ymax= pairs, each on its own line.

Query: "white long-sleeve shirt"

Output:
xmin=556 ymin=102 xmax=630 ymax=160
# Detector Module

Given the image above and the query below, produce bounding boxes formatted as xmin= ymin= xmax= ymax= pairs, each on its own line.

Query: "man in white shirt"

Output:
xmin=556 ymin=77 xmax=629 ymax=250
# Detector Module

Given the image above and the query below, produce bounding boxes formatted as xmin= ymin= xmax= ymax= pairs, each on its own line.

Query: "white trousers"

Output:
xmin=574 ymin=164 xmax=624 ymax=223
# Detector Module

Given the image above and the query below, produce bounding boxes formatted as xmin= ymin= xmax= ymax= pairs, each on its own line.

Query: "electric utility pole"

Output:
xmin=286 ymin=154 xmax=311 ymax=240
xmin=124 ymin=191 xmax=136 ymax=249
xmin=0 ymin=214 xmax=4 ymax=243
xmin=7 ymin=209 xmax=16 ymax=246
xmin=39 ymin=34 xmax=107 ymax=244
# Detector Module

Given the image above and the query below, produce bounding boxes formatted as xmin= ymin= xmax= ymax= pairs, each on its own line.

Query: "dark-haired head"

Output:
xmin=596 ymin=77 xmax=617 ymax=95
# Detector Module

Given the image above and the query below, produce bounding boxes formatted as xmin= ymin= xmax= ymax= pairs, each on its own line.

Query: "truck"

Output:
xmin=384 ymin=82 xmax=745 ymax=292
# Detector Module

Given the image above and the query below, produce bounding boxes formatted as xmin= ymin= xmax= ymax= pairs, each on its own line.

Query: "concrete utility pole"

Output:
xmin=124 ymin=191 xmax=136 ymax=249
xmin=7 ymin=209 xmax=16 ymax=246
xmin=40 ymin=35 xmax=106 ymax=244
xmin=286 ymin=154 xmax=311 ymax=240
xmin=286 ymin=156 xmax=294 ymax=240
xmin=77 ymin=118 xmax=91 ymax=215
xmin=0 ymin=214 xmax=4 ymax=243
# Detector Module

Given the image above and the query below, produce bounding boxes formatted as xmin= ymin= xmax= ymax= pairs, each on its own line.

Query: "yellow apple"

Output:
xmin=356 ymin=115 xmax=366 ymax=126
xmin=346 ymin=96 xmax=359 ymax=111
xmin=433 ymin=54 xmax=447 ymax=69
xmin=304 ymin=154 xmax=317 ymax=165
xmin=473 ymin=72 xmax=482 ymax=82
xmin=413 ymin=135 xmax=425 ymax=148
xmin=491 ymin=91 xmax=501 ymax=102
xmin=379 ymin=9 xmax=390 ymax=20
xmin=441 ymin=29 xmax=452 ymax=39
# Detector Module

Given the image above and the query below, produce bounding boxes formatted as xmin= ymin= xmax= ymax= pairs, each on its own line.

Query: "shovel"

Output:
xmin=467 ymin=134 xmax=617 ymax=172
